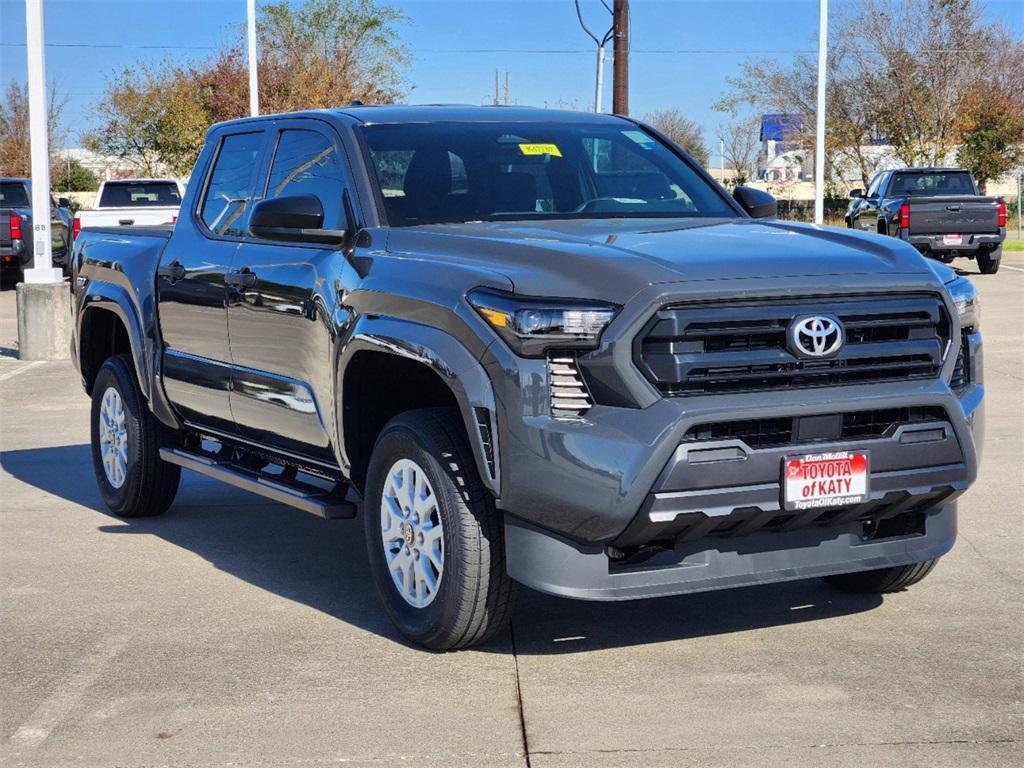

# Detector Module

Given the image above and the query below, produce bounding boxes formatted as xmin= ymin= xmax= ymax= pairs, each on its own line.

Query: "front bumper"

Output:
xmin=505 ymin=503 xmax=958 ymax=601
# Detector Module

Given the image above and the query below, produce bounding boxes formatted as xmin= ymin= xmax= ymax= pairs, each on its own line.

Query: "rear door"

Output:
xmin=226 ymin=119 xmax=357 ymax=463
xmin=157 ymin=129 xmax=268 ymax=431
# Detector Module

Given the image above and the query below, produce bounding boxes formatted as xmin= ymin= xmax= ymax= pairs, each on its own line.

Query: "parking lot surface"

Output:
xmin=2 ymin=259 xmax=1022 ymax=767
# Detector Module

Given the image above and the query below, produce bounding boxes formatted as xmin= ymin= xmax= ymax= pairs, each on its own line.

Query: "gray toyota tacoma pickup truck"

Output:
xmin=71 ymin=106 xmax=983 ymax=650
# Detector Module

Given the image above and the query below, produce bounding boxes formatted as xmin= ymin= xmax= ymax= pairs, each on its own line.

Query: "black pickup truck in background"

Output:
xmin=0 ymin=178 xmax=74 ymax=284
xmin=846 ymin=168 xmax=1006 ymax=274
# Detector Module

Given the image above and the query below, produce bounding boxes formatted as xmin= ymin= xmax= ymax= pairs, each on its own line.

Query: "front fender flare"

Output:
xmin=337 ymin=315 xmax=500 ymax=496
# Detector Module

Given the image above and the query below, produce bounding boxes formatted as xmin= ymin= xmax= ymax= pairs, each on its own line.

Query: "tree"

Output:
xmin=85 ymin=0 xmax=408 ymax=176
xmin=0 ymin=80 xmax=67 ymax=177
xmin=718 ymin=114 xmax=760 ymax=186
xmin=51 ymin=158 xmax=100 ymax=192
xmin=644 ymin=109 xmax=708 ymax=166
xmin=715 ymin=0 xmax=1024 ymax=190
xmin=956 ymin=36 xmax=1024 ymax=190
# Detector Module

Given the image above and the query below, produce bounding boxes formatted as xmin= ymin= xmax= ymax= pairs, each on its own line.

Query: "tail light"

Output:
xmin=10 ymin=213 xmax=22 ymax=240
xmin=73 ymin=217 xmax=81 ymax=238
xmin=899 ymin=202 xmax=910 ymax=229
xmin=997 ymin=201 xmax=1007 ymax=227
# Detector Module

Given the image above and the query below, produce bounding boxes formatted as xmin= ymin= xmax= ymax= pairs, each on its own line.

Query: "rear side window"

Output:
xmin=99 ymin=181 xmax=181 ymax=208
xmin=265 ymin=129 xmax=347 ymax=230
xmin=201 ymin=132 xmax=264 ymax=236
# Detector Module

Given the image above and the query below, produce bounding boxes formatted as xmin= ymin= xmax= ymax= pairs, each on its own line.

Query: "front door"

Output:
xmin=227 ymin=122 xmax=356 ymax=463
xmin=157 ymin=129 xmax=266 ymax=432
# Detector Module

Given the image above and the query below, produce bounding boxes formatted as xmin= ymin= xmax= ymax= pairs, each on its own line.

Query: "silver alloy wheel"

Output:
xmin=98 ymin=386 xmax=128 ymax=489
xmin=380 ymin=458 xmax=444 ymax=608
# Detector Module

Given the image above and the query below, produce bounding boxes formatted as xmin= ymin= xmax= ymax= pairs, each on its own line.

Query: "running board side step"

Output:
xmin=159 ymin=448 xmax=357 ymax=519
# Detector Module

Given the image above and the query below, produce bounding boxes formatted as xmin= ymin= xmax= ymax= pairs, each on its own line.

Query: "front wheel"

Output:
xmin=977 ymin=248 xmax=1001 ymax=274
xmin=90 ymin=354 xmax=180 ymax=517
xmin=822 ymin=559 xmax=939 ymax=593
xmin=364 ymin=408 xmax=516 ymax=650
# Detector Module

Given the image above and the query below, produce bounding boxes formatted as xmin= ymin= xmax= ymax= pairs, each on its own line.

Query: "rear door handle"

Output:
xmin=225 ymin=267 xmax=257 ymax=288
xmin=158 ymin=260 xmax=186 ymax=283
xmin=118 ymin=219 xmax=135 ymax=226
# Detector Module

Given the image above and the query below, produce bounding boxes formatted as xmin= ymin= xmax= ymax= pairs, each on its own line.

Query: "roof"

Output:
xmin=760 ymin=113 xmax=805 ymax=141
xmin=213 ymin=104 xmax=631 ymax=132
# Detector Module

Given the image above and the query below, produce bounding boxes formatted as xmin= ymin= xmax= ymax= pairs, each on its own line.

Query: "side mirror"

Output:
xmin=848 ymin=188 xmax=864 ymax=199
xmin=58 ymin=197 xmax=72 ymax=208
xmin=733 ymin=186 xmax=777 ymax=219
xmin=249 ymin=194 xmax=345 ymax=245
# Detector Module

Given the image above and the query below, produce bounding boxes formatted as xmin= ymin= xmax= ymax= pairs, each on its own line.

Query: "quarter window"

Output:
xmin=201 ymin=132 xmax=264 ymax=236
xmin=265 ymin=129 xmax=347 ymax=230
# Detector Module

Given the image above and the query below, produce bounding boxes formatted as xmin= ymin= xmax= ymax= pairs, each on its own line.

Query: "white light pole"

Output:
xmin=575 ymin=0 xmax=613 ymax=113
xmin=23 ymin=0 xmax=60 ymax=284
xmin=720 ymin=137 xmax=725 ymax=182
xmin=814 ymin=0 xmax=828 ymax=225
xmin=247 ymin=0 xmax=259 ymax=116
xmin=594 ymin=43 xmax=606 ymax=113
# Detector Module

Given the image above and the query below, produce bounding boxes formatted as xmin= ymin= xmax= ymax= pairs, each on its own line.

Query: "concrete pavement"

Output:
xmin=1 ymin=262 xmax=1021 ymax=767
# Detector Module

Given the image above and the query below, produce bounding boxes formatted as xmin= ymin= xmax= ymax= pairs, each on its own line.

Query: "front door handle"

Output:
xmin=225 ymin=267 xmax=257 ymax=289
xmin=158 ymin=260 xmax=186 ymax=283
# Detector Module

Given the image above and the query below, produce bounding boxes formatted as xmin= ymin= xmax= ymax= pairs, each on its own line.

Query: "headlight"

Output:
xmin=468 ymin=288 xmax=619 ymax=357
xmin=947 ymin=277 xmax=979 ymax=331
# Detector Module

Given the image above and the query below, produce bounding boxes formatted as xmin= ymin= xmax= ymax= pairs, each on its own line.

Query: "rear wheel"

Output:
xmin=977 ymin=248 xmax=1001 ymax=274
xmin=823 ymin=559 xmax=939 ymax=593
xmin=364 ymin=408 xmax=515 ymax=650
xmin=90 ymin=354 xmax=180 ymax=517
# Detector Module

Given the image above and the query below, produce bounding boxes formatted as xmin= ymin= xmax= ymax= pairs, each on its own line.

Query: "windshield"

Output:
xmin=0 ymin=182 xmax=30 ymax=207
xmin=360 ymin=122 xmax=735 ymax=225
xmin=99 ymin=181 xmax=181 ymax=208
xmin=890 ymin=172 xmax=975 ymax=196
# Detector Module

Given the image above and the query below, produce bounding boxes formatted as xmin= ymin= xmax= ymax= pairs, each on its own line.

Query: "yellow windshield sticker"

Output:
xmin=518 ymin=143 xmax=562 ymax=157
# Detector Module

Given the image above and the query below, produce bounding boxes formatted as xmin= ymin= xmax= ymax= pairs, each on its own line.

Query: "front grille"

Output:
xmin=636 ymin=295 xmax=949 ymax=396
xmin=682 ymin=407 xmax=948 ymax=449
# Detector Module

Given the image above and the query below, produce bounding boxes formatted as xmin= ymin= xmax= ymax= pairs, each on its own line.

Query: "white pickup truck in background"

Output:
xmin=74 ymin=179 xmax=185 ymax=237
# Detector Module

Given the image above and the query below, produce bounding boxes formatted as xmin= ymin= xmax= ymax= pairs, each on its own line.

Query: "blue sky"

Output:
xmin=2 ymin=0 xmax=1022 ymax=165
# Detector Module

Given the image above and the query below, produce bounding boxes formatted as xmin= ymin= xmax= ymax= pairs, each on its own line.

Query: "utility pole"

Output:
xmin=18 ymin=0 xmax=70 ymax=363
xmin=247 ymin=0 xmax=259 ymax=116
xmin=814 ymin=0 xmax=828 ymax=225
xmin=574 ymin=1 xmax=613 ymax=113
xmin=494 ymin=69 xmax=499 ymax=105
xmin=22 ymin=0 xmax=58 ymax=284
xmin=504 ymin=71 xmax=510 ymax=105
xmin=612 ymin=0 xmax=629 ymax=115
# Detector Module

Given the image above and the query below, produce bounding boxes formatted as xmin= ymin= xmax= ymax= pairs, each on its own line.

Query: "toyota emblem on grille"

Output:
xmin=789 ymin=315 xmax=844 ymax=358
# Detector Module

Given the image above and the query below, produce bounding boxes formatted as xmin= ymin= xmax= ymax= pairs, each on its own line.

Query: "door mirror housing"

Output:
xmin=249 ymin=194 xmax=346 ymax=245
xmin=849 ymin=188 xmax=864 ymax=199
xmin=733 ymin=186 xmax=777 ymax=219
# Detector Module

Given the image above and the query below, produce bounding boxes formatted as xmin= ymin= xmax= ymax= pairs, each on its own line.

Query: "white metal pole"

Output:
xmin=247 ymin=0 xmax=259 ymax=117
xmin=720 ymin=138 xmax=725 ymax=180
xmin=814 ymin=0 xmax=828 ymax=225
xmin=23 ymin=0 xmax=60 ymax=283
xmin=595 ymin=44 xmax=605 ymax=113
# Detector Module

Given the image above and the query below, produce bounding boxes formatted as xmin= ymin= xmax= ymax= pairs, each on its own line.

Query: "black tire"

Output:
xmin=363 ymin=408 xmax=516 ymax=650
xmin=823 ymin=559 xmax=939 ymax=593
xmin=90 ymin=354 xmax=180 ymax=517
xmin=977 ymin=248 xmax=1001 ymax=274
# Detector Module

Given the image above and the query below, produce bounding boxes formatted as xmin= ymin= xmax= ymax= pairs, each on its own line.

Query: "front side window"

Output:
xmin=264 ymin=129 xmax=347 ymax=230
xmin=361 ymin=122 xmax=735 ymax=225
xmin=200 ymin=132 xmax=264 ymax=236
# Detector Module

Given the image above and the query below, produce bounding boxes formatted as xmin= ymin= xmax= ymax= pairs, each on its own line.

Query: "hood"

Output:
xmin=385 ymin=218 xmax=936 ymax=305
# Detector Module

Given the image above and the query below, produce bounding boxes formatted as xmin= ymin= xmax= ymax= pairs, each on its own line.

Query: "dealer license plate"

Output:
xmin=943 ymin=234 xmax=963 ymax=246
xmin=782 ymin=452 xmax=869 ymax=511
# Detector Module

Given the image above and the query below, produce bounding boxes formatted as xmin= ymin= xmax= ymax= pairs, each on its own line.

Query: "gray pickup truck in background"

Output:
xmin=0 ymin=178 xmax=74 ymax=283
xmin=846 ymin=167 xmax=1006 ymax=274
xmin=70 ymin=106 xmax=983 ymax=649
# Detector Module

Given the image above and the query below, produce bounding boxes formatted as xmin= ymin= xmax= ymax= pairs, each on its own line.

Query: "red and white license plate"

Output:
xmin=943 ymin=234 xmax=963 ymax=246
xmin=783 ymin=452 xmax=869 ymax=511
